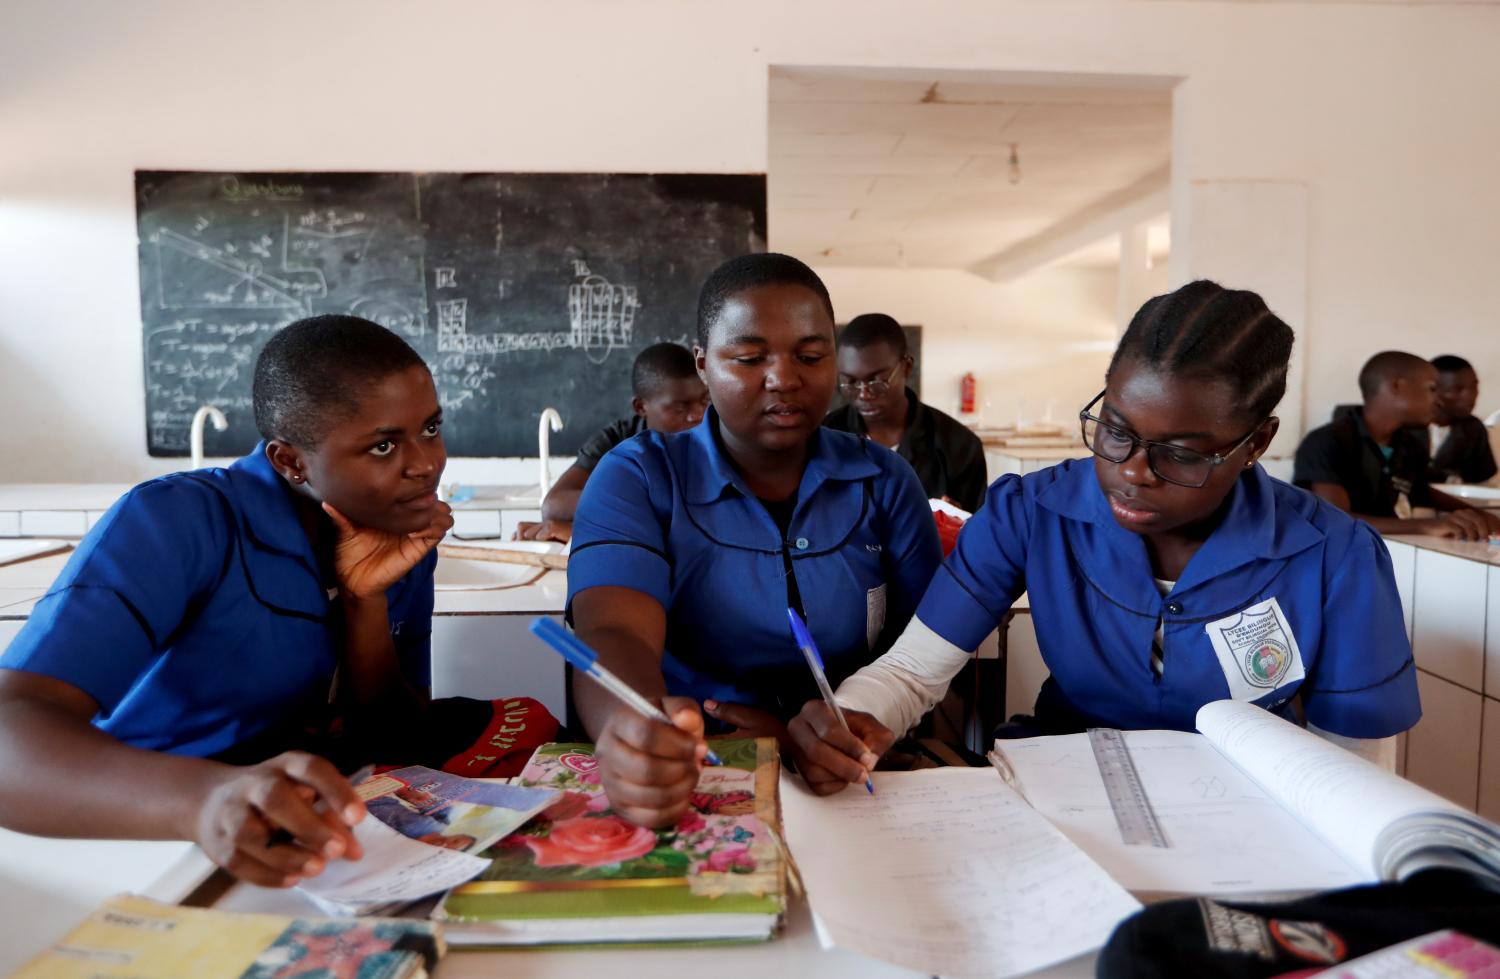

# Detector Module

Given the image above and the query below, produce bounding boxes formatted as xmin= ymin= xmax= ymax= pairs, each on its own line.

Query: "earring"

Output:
xmin=290 ymin=474 xmax=304 ymax=483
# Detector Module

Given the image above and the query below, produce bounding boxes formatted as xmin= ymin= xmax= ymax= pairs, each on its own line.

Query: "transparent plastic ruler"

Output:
xmin=1087 ymin=727 xmax=1170 ymax=848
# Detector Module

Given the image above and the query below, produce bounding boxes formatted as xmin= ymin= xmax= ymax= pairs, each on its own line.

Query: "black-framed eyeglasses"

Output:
xmin=1079 ymin=390 xmax=1270 ymax=489
xmin=837 ymin=363 xmax=902 ymax=399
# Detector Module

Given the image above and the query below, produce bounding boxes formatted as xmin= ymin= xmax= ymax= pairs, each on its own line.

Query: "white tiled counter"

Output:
xmin=1383 ymin=534 xmax=1500 ymax=818
xmin=0 ymin=483 xmax=543 ymax=540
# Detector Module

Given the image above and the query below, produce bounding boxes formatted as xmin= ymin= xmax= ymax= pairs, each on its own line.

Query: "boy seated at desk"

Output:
xmin=821 ymin=312 xmax=987 ymax=514
xmin=515 ymin=342 xmax=708 ymax=543
xmin=1420 ymin=354 xmax=1497 ymax=486
xmin=1293 ymin=351 xmax=1500 ymax=540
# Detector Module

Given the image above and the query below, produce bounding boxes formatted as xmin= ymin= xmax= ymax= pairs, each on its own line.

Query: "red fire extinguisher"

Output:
xmin=960 ymin=372 xmax=977 ymax=414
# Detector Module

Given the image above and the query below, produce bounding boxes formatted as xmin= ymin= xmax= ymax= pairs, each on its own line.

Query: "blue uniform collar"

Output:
xmin=220 ymin=443 xmax=330 ymax=618
xmin=1036 ymin=459 xmax=1323 ymax=602
xmin=681 ymin=406 xmax=882 ymax=507
xmin=225 ymin=444 xmax=320 ymax=561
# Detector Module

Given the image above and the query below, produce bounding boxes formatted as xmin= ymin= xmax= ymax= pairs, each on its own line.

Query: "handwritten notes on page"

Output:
xmin=780 ymin=768 xmax=1140 ymax=979
xmin=995 ymin=728 xmax=1365 ymax=895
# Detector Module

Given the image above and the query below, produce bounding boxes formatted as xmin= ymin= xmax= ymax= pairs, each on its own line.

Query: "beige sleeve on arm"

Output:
xmin=833 ymin=617 xmax=974 ymax=737
xmin=1308 ymin=723 xmax=1398 ymax=772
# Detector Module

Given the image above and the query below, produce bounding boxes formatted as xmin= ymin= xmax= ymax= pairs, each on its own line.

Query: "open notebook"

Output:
xmin=993 ymin=699 xmax=1500 ymax=896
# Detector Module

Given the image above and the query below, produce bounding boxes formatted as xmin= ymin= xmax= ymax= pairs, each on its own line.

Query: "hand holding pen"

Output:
xmin=785 ymin=608 xmax=895 ymax=796
xmin=530 ymin=618 xmax=720 ymax=829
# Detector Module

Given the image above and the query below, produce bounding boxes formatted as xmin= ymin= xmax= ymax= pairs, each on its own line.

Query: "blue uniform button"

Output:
xmin=1165 ymin=602 xmax=1183 ymax=615
xmin=795 ymin=537 xmax=810 ymax=550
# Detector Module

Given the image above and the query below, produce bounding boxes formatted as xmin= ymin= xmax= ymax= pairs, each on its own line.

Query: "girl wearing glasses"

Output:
xmin=566 ymin=253 xmax=943 ymax=828
xmin=789 ymin=280 xmax=1420 ymax=794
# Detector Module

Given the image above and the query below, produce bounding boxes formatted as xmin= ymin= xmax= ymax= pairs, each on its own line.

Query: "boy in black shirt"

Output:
xmin=822 ymin=313 xmax=987 ymax=513
xmin=1420 ymin=354 xmax=1497 ymax=485
xmin=1293 ymin=350 xmax=1498 ymax=540
xmin=516 ymin=343 xmax=707 ymax=542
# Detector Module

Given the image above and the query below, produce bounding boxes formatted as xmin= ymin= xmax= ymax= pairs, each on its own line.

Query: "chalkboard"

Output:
xmin=135 ymin=171 xmax=766 ymax=457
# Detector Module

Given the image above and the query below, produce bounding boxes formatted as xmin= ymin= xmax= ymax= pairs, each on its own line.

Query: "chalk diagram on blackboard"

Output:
xmin=434 ymin=260 xmax=639 ymax=364
xmin=150 ymin=214 xmax=333 ymax=312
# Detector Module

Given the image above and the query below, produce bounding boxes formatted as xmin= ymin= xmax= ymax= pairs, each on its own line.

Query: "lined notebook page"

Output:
xmin=781 ymin=768 xmax=1140 ymax=979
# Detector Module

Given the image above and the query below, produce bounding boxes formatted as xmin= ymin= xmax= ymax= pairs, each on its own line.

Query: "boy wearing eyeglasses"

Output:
xmin=785 ymin=281 xmax=1421 ymax=796
xmin=822 ymin=313 xmax=988 ymax=513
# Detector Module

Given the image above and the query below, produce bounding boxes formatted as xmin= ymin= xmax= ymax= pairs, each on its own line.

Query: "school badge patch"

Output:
xmin=1203 ymin=596 xmax=1306 ymax=703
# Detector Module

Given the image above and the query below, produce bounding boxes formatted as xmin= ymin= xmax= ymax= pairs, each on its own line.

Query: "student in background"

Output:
xmin=1421 ymin=354 xmax=1497 ymax=486
xmin=516 ymin=342 xmax=708 ymax=543
xmin=567 ymin=254 xmax=942 ymax=829
xmin=789 ymin=281 xmax=1421 ymax=795
xmin=822 ymin=313 xmax=987 ymax=514
xmin=1293 ymin=351 xmax=1499 ymax=540
xmin=0 ymin=315 xmax=452 ymax=887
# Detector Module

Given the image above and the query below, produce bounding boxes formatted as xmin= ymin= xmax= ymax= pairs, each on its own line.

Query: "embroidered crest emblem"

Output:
xmin=1204 ymin=597 xmax=1306 ymax=702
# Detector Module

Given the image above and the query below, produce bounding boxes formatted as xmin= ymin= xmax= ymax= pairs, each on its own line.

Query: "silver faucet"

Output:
xmin=189 ymin=405 xmax=228 ymax=470
xmin=538 ymin=408 xmax=565 ymax=497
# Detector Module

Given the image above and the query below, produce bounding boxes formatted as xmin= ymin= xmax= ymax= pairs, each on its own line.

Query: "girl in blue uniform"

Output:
xmin=567 ymin=253 xmax=942 ymax=828
xmin=0 ymin=315 xmax=452 ymax=886
xmin=790 ymin=280 xmax=1422 ymax=794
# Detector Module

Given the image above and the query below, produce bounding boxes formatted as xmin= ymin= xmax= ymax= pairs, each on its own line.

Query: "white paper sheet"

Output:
xmin=1195 ymin=700 xmax=1487 ymax=880
xmin=781 ymin=768 xmax=1140 ymax=979
xmin=994 ymin=726 xmax=1366 ymax=895
xmin=296 ymin=814 xmax=488 ymax=908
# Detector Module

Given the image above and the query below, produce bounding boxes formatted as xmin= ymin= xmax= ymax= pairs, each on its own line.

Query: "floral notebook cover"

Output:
xmin=436 ymin=738 xmax=785 ymax=928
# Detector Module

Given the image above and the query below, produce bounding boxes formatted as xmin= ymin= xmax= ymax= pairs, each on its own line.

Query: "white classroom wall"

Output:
xmin=2 ymin=0 xmax=1499 ymax=482
xmin=818 ymin=265 xmax=1119 ymax=427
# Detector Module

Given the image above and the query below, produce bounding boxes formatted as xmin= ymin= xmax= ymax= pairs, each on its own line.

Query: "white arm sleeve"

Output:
xmin=833 ymin=617 xmax=974 ymax=737
xmin=1308 ymin=723 xmax=1398 ymax=773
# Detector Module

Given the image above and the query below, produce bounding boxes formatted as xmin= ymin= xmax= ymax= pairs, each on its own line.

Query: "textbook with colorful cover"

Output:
xmin=13 ymin=894 xmax=443 ymax=979
xmin=434 ymin=737 xmax=787 ymax=945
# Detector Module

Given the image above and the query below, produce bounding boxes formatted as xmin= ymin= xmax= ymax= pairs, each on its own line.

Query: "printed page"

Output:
xmin=995 ymin=729 xmax=1365 ymax=894
xmin=780 ymin=767 xmax=1140 ymax=979
xmin=1196 ymin=700 xmax=1478 ymax=878
xmin=297 ymin=814 xmax=489 ymax=909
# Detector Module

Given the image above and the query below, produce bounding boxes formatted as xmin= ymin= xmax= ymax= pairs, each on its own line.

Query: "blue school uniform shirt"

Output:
xmin=918 ymin=458 xmax=1420 ymax=738
xmin=567 ymin=408 xmax=943 ymax=719
xmin=0 ymin=444 xmax=435 ymax=757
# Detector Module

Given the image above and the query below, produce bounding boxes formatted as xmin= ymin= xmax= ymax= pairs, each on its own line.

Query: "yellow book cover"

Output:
xmin=15 ymin=894 xmax=442 ymax=979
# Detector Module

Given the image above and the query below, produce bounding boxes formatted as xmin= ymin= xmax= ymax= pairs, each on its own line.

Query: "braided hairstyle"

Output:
xmin=1108 ymin=280 xmax=1294 ymax=423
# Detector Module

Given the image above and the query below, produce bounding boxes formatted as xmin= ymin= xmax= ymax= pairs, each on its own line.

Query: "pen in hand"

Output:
xmin=529 ymin=617 xmax=722 ymax=766
xmin=787 ymin=607 xmax=875 ymax=794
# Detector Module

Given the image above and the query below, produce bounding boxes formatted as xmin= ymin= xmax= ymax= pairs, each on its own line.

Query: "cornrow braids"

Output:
xmin=1108 ymin=280 xmax=1294 ymax=422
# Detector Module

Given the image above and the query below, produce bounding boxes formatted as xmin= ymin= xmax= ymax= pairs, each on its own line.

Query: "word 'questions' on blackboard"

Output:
xmin=136 ymin=171 xmax=766 ymax=458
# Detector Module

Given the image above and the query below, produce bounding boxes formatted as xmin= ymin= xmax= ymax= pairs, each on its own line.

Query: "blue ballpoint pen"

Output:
xmin=529 ymin=618 xmax=722 ymax=767
xmin=786 ymin=607 xmax=875 ymax=794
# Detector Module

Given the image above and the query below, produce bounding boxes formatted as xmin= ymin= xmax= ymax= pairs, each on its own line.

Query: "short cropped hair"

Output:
xmin=840 ymin=313 xmax=907 ymax=358
xmin=1358 ymin=351 xmax=1431 ymax=399
xmin=1431 ymin=354 xmax=1475 ymax=375
xmin=253 ymin=314 xmax=427 ymax=446
xmin=695 ymin=253 xmax=834 ymax=347
xmin=631 ymin=342 xmax=698 ymax=398
xmin=1109 ymin=280 xmax=1294 ymax=422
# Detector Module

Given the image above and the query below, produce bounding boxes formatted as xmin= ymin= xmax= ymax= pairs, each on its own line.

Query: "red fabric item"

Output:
xmin=934 ymin=510 xmax=966 ymax=556
xmin=439 ymin=697 xmax=560 ymax=778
